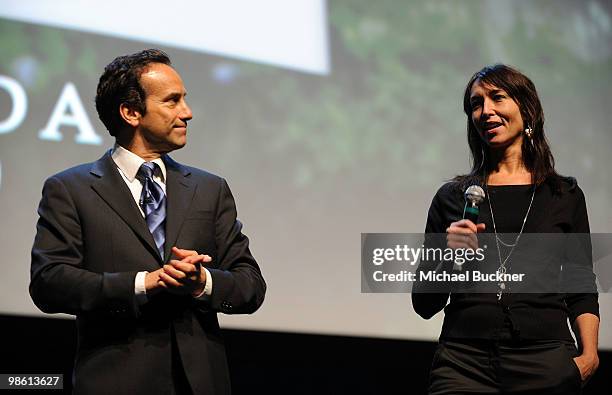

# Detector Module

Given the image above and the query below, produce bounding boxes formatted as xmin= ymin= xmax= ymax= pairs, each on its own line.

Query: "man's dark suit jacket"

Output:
xmin=30 ymin=151 xmax=266 ymax=394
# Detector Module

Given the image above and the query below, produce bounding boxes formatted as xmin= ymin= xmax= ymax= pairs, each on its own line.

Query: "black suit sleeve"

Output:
xmin=207 ymin=179 xmax=266 ymax=314
xmin=30 ymin=176 xmax=139 ymax=318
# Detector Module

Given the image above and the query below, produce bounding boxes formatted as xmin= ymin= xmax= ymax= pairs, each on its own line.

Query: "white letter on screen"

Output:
xmin=0 ymin=75 xmax=28 ymax=134
xmin=38 ymin=82 xmax=102 ymax=145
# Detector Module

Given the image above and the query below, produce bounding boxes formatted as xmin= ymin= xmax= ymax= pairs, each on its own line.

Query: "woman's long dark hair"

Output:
xmin=454 ymin=64 xmax=565 ymax=191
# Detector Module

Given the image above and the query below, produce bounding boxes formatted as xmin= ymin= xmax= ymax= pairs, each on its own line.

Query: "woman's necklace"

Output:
xmin=485 ymin=182 xmax=536 ymax=300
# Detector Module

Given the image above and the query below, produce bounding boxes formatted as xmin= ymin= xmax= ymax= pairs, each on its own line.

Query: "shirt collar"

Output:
xmin=111 ymin=144 xmax=167 ymax=183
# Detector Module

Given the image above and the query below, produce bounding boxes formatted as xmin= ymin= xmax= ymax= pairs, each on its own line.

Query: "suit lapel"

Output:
xmin=163 ymin=155 xmax=197 ymax=262
xmin=89 ymin=151 xmax=162 ymax=264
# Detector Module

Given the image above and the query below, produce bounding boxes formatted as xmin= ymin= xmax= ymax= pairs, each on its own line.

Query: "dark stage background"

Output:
xmin=1 ymin=315 xmax=610 ymax=394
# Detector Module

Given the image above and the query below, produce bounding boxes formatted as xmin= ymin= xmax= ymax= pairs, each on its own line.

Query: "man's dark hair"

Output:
xmin=95 ymin=49 xmax=171 ymax=136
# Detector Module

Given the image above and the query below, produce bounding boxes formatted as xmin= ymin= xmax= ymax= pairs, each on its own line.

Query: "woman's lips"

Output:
xmin=483 ymin=123 xmax=502 ymax=135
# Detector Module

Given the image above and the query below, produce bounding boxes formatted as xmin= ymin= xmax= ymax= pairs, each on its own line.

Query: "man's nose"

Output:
xmin=180 ymin=101 xmax=193 ymax=121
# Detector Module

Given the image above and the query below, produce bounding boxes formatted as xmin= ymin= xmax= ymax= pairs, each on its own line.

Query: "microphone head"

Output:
xmin=465 ymin=185 xmax=485 ymax=206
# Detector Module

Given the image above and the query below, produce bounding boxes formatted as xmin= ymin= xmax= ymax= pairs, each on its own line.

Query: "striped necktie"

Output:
xmin=137 ymin=162 xmax=166 ymax=259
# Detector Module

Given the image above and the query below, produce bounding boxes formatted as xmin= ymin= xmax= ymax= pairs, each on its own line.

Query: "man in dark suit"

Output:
xmin=30 ymin=49 xmax=266 ymax=394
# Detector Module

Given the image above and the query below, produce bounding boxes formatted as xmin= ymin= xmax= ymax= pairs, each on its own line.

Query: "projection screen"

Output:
xmin=1 ymin=0 xmax=611 ymax=349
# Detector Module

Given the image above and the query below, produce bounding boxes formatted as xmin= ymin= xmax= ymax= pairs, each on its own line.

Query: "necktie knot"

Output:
xmin=137 ymin=162 xmax=157 ymax=180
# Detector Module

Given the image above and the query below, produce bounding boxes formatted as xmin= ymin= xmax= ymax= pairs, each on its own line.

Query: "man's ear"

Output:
xmin=119 ymin=103 xmax=141 ymax=128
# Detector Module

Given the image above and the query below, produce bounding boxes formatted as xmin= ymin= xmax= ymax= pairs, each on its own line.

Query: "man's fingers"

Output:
xmin=163 ymin=264 xmax=186 ymax=281
xmin=166 ymin=261 xmax=204 ymax=288
xmin=171 ymin=246 xmax=198 ymax=258
xmin=164 ymin=262 xmax=200 ymax=281
xmin=159 ymin=271 xmax=183 ymax=288
xmin=168 ymin=259 xmax=203 ymax=274
xmin=181 ymin=254 xmax=212 ymax=265
xmin=171 ymin=247 xmax=212 ymax=265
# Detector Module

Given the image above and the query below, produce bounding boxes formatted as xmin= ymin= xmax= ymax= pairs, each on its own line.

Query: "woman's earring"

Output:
xmin=524 ymin=125 xmax=534 ymax=147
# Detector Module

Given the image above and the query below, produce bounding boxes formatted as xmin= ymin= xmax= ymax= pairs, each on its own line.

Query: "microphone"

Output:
xmin=453 ymin=185 xmax=485 ymax=271
xmin=463 ymin=185 xmax=485 ymax=223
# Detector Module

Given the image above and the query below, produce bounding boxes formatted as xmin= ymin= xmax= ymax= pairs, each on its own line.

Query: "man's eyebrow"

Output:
xmin=162 ymin=91 xmax=185 ymax=100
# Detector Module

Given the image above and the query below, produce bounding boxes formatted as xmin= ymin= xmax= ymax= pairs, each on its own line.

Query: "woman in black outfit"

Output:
xmin=412 ymin=64 xmax=599 ymax=394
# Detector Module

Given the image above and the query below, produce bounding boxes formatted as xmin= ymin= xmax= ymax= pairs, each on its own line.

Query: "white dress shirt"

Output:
xmin=111 ymin=144 xmax=212 ymax=304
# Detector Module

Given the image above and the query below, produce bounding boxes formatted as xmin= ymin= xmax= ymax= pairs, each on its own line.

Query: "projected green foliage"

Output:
xmin=0 ymin=0 xmax=610 ymax=194
xmin=0 ymin=19 xmax=99 ymax=91
xmin=237 ymin=0 xmax=612 ymax=190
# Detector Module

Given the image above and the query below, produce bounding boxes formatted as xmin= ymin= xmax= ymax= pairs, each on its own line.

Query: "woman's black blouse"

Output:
xmin=412 ymin=178 xmax=599 ymax=341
